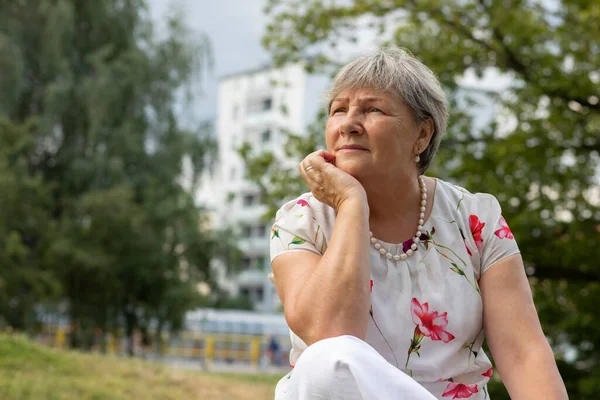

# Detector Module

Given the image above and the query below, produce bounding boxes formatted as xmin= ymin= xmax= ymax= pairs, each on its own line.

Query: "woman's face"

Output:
xmin=325 ymin=87 xmax=433 ymax=181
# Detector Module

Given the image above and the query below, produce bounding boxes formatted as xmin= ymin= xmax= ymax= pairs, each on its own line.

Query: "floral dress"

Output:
xmin=269 ymin=178 xmax=520 ymax=399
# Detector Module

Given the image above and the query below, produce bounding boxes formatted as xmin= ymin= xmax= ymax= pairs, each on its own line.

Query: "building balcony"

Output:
xmin=238 ymin=236 xmax=270 ymax=254
xmin=235 ymin=204 xmax=268 ymax=222
xmin=236 ymin=269 xmax=267 ymax=288
xmin=243 ymin=110 xmax=277 ymax=128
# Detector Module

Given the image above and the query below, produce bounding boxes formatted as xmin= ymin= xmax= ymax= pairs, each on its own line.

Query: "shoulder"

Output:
xmin=434 ymin=178 xmax=502 ymax=217
xmin=271 ymin=193 xmax=335 ymax=259
xmin=273 ymin=193 xmax=337 ymax=243
xmin=433 ymin=179 xmax=519 ymax=274
xmin=275 ymin=192 xmax=317 ymax=216
xmin=275 ymin=192 xmax=337 ymax=224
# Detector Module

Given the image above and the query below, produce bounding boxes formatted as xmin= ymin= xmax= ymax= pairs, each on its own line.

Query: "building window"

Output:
xmin=255 ymin=287 xmax=264 ymax=302
xmin=262 ymin=98 xmax=272 ymax=111
xmin=239 ymin=256 xmax=266 ymax=270
xmin=255 ymin=225 xmax=267 ymax=237
xmin=242 ymin=224 xmax=269 ymax=238
xmin=241 ymin=257 xmax=252 ymax=270
xmin=261 ymin=129 xmax=271 ymax=143
xmin=247 ymin=96 xmax=273 ymax=114
xmin=240 ymin=288 xmax=250 ymax=297
xmin=243 ymin=194 xmax=258 ymax=207
xmin=232 ymin=104 xmax=239 ymax=120
xmin=230 ymin=167 xmax=236 ymax=180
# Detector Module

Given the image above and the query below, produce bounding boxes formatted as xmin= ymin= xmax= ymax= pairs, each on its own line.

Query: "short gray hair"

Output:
xmin=326 ymin=47 xmax=448 ymax=174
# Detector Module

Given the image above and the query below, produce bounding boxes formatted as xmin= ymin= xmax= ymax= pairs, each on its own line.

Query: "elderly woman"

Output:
xmin=268 ymin=48 xmax=567 ymax=400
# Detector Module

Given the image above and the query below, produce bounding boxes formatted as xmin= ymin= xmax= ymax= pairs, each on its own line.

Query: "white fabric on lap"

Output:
xmin=275 ymin=336 xmax=437 ymax=400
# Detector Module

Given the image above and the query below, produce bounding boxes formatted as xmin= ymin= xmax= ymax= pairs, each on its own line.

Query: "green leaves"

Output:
xmin=450 ymin=263 xmax=465 ymax=276
xmin=271 ymin=227 xmax=280 ymax=239
xmin=0 ymin=0 xmax=223 ymax=347
xmin=289 ymin=236 xmax=307 ymax=246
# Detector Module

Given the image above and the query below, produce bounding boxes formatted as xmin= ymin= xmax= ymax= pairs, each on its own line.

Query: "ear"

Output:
xmin=414 ymin=118 xmax=435 ymax=154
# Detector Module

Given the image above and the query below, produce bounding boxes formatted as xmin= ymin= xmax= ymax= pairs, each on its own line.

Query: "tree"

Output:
xmin=241 ymin=0 xmax=599 ymax=397
xmin=0 ymin=119 xmax=59 ymax=330
xmin=0 ymin=0 xmax=224 ymax=352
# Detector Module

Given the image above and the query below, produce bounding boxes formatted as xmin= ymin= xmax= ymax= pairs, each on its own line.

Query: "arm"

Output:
xmin=271 ymin=151 xmax=371 ymax=346
xmin=480 ymin=254 xmax=568 ymax=399
xmin=273 ymin=196 xmax=370 ymax=346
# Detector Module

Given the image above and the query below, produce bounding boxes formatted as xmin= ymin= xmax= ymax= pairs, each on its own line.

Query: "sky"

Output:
xmin=147 ymin=0 xmax=272 ymax=123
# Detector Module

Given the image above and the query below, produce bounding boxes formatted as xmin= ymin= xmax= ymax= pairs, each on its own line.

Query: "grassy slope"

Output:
xmin=0 ymin=335 xmax=281 ymax=400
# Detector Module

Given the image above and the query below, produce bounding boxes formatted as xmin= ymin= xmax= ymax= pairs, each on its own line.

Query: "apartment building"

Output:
xmin=206 ymin=62 xmax=330 ymax=312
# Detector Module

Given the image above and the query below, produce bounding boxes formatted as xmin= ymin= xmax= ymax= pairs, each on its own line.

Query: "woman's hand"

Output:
xmin=299 ymin=150 xmax=366 ymax=211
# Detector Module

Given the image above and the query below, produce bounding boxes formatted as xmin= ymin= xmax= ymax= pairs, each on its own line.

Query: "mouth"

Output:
xmin=337 ymin=145 xmax=369 ymax=151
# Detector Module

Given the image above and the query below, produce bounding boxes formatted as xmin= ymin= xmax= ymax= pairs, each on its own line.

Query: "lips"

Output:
xmin=338 ymin=144 xmax=369 ymax=151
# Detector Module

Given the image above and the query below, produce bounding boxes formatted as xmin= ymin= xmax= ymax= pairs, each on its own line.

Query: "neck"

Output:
xmin=362 ymin=171 xmax=423 ymax=225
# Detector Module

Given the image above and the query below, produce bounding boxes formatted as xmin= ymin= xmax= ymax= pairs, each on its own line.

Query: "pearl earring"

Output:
xmin=415 ymin=154 xmax=421 ymax=163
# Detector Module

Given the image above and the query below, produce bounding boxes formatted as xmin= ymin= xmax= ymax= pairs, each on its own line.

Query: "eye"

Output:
xmin=332 ymin=108 xmax=346 ymax=115
xmin=369 ymin=107 xmax=383 ymax=113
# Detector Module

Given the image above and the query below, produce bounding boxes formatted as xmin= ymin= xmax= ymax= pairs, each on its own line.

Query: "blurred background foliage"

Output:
xmin=0 ymin=0 xmax=241 ymax=354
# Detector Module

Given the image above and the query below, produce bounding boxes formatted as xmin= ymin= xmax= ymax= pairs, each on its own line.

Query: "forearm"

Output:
xmin=499 ymin=344 xmax=568 ymax=400
xmin=294 ymin=196 xmax=371 ymax=344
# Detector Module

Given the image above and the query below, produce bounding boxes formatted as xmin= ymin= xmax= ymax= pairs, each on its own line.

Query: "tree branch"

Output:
xmin=474 ymin=0 xmax=600 ymax=112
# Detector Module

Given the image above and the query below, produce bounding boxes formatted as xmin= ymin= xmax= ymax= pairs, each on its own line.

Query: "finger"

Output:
xmin=322 ymin=151 xmax=336 ymax=163
xmin=304 ymin=152 xmax=330 ymax=172
xmin=299 ymin=154 xmax=324 ymax=187
xmin=311 ymin=149 xmax=336 ymax=163
xmin=298 ymin=160 xmax=313 ymax=187
xmin=299 ymin=157 xmax=314 ymax=174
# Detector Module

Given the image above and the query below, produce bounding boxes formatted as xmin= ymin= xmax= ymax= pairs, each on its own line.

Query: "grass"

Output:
xmin=0 ymin=334 xmax=282 ymax=400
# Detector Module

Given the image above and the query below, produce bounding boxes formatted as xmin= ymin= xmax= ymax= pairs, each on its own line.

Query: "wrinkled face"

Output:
xmin=326 ymin=87 xmax=432 ymax=181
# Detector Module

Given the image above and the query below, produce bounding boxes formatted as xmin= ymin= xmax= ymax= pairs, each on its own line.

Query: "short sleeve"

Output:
xmin=479 ymin=195 xmax=521 ymax=275
xmin=269 ymin=195 xmax=328 ymax=265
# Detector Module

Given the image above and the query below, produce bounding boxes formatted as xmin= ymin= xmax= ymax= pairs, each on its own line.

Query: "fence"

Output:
xmin=35 ymin=310 xmax=292 ymax=367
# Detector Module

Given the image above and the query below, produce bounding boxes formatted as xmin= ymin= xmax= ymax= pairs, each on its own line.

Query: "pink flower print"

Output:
xmin=469 ymin=215 xmax=485 ymax=252
xmin=402 ymin=239 xmax=413 ymax=253
xmin=494 ymin=216 xmax=514 ymax=239
xmin=442 ymin=382 xmax=479 ymax=399
xmin=415 ymin=228 xmax=434 ymax=250
xmin=464 ymin=241 xmax=472 ymax=256
xmin=405 ymin=299 xmax=455 ymax=374
xmin=296 ymin=199 xmax=309 ymax=207
xmin=458 ymin=228 xmax=473 ymax=256
xmin=482 ymin=367 xmax=493 ymax=378
xmin=410 ymin=298 xmax=455 ymax=343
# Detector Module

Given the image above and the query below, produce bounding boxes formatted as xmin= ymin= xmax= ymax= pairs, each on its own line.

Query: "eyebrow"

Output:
xmin=331 ymin=96 xmax=386 ymax=103
xmin=329 ymin=96 xmax=386 ymax=111
xmin=329 ymin=96 xmax=384 ymax=109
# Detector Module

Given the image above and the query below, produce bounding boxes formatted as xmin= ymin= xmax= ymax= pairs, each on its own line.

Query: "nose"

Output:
xmin=338 ymin=109 xmax=364 ymax=136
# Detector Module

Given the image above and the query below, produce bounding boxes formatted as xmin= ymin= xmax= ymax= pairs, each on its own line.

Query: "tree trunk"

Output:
xmin=124 ymin=308 xmax=137 ymax=357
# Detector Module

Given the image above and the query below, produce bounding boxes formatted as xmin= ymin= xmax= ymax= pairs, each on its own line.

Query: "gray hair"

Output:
xmin=326 ymin=47 xmax=448 ymax=174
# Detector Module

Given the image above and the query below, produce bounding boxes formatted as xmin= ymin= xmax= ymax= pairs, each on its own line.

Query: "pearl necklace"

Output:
xmin=369 ymin=176 xmax=427 ymax=261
